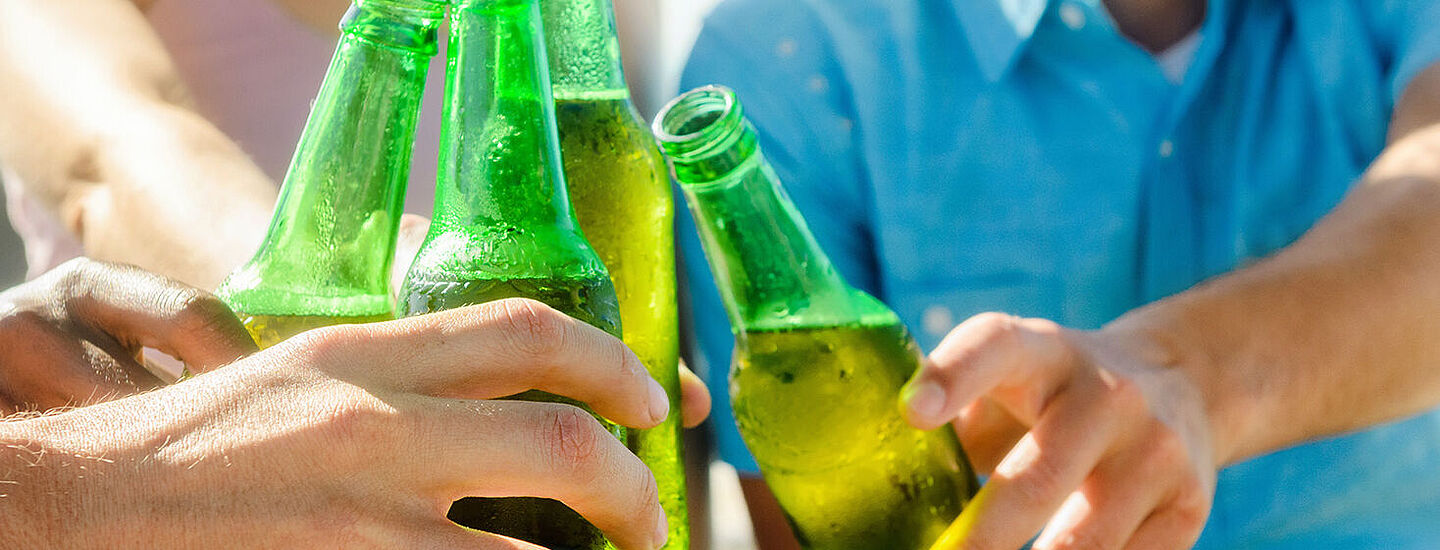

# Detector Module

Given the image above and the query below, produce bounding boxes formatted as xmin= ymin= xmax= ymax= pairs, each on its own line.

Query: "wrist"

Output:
xmin=1101 ymin=300 xmax=1271 ymax=467
xmin=0 ymin=416 xmax=72 ymax=546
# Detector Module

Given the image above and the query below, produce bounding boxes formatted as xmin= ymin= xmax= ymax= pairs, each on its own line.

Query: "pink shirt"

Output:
xmin=5 ymin=0 xmax=445 ymax=280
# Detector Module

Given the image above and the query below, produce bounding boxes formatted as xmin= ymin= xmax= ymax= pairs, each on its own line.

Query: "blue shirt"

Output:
xmin=676 ymin=0 xmax=1440 ymax=547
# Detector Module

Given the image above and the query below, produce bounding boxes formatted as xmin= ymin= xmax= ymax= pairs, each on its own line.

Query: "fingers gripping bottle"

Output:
xmin=216 ymin=0 xmax=443 ymax=347
xmin=539 ymin=0 xmax=686 ymax=545
xmin=656 ymin=86 xmax=981 ymax=550
xmin=399 ymin=0 xmax=622 ymax=547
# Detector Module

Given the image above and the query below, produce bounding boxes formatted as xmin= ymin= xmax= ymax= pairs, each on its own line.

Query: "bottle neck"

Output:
xmin=540 ymin=0 xmax=628 ymax=99
xmin=430 ymin=0 xmax=585 ymax=242
xmin=657 ymin=86 xmax=883 ymax=331
xmin=227 ymin=1 xmax=440 ymax=313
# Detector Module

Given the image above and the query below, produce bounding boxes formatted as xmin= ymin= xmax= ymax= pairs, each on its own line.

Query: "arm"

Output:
xmin=0 ymin=0 xmax=276 ymax=289
xmin=265 ymin=0 xmax=348 ymax=37
xmin=908 ymin=63 xmax=1440 ymax=550
xmin=1119 ymin=63 xmax=1440 ymax=464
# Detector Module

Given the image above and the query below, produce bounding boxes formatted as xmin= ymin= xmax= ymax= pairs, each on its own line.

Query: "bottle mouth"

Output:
xmin=653 ymin=85 xmax=747 ymax=163
xmin=342 ymin=0 xmax=447 ymax=54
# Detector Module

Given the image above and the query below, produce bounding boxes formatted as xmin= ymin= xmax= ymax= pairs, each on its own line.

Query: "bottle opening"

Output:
xmin=661 ymin=88 xmax=729 ymax=137
xmin=653 ymin=85 xmax=747 ymax=163
xmin=676 ymin=109 xmax=724 ymax=136
xmin=342 ymin=1 xmax=446 ymax=54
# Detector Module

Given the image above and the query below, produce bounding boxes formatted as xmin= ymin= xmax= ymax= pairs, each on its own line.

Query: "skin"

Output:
xmin=905 ymin=64 xmax=1440 ymax=550
xmin=0 ymin=260 xmax=711 ymax=549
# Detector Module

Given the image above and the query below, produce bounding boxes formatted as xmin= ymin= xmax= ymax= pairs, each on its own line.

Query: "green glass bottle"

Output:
xmin=656 ymin=86 xmax=981 ymax=550
xmin=399 ymin=0 xmax=620 ymax=547
xmin=539 ymin=0 xmax=686 ymax=546
xmin=215 ymin=0 xmax=443 ymax=348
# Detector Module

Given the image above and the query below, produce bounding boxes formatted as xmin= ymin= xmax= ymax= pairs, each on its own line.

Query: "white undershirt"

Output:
xmin=1098 ymin=4 xmax=1203 ymax=84
xmin=1156 ymin=30 xmax=1202 ymax=84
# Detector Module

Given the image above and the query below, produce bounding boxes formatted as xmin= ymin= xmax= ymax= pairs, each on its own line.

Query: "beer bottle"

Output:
xmin=216 ymin=0 xmax=444 ymax=348
xmin=656 ymin=86 xmax=981 ymax=550
xmin=540 ymin=0 xmax=686 ymax=545
xmin=399 ymin=0 xmax=620 ymax=547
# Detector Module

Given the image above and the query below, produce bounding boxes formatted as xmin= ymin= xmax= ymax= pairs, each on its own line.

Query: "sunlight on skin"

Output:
xmin=267 ymin=0 xmax=351 ymax=36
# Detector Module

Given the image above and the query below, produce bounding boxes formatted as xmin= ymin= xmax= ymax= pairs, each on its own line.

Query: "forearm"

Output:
xmin=0 ymin=0 xmax=275 ymax=289
xmin=1109 ymin=121 xmax=1440 ymax=466
xmin=264 ymin=0 xmax=347 ymax=37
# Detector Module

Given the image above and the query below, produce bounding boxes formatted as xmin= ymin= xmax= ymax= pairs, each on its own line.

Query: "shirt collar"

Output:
xmin=952 ymin=0 xmax=1050 ymax=82
xmin=954 ymin=0 xmax=1231 ymax=84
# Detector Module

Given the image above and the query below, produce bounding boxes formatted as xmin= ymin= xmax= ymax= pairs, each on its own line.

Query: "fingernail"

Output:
xmin=903 ymin=381 xmax=946 ymax=426
xmin=647 ymin=379 xmax=670 ymax=424
xmin=653 ymin=507 xmax=670 ymax=549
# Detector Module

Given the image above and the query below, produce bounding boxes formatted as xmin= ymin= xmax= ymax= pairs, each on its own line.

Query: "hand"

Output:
xmin=1 ymin=298 xmax=691 ymax=549
xmin=903 ymin=313 xmax=1216 ymax=550
xmin=387 ymin=214 xmax=712 ymax=428
xmin=0 ymin=258 xmax=257 ymax=414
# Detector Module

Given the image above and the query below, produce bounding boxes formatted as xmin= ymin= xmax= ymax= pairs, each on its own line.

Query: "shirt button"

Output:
xmin=775 ymin=38 xmax=796 ymax=58
xmin=1060 ymin=3 xmax=1087 ymax=30
xmin=1159 ymin=139 xmax=1175 ymax=158
xmin=922 ymin=305 xmax=956 ymax=337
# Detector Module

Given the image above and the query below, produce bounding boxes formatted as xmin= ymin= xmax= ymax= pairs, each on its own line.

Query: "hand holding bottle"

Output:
xmin=0 ymin=258 xmax=256 ymax=414
xmin=904 ymin=313 xmax=1217 ymax=550
xmin=0 ymin=298 xmax=704 ymax=550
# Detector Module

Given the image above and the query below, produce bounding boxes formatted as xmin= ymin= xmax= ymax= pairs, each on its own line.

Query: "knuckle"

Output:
xmin=1169 ymin=496 xmax=1211 ymax=532
xmin=314 ymin=391 xmax=401 ymax=452
xmin=614 ymin=342 xmax=647 ymax=383
xmin=971 ymin=312 xmax=1022 ymax=346
xmin=1018 ymin=316 xmax=1064 ymax=336
xmin=1052 ymin=529 xmax=1111 ymax=550
xmin=161 ymin=288 xmax=242 ymax=342
xmin=168 ymin=289 xmax=233 ymax=324
xmin=297 ymin=510 xmax=396 ymax=549
xmin=53 ymin=257 xmax=99 ymax=285
xmin=492 ymin=298 xmax=569 ymax=358
xmin=1145 ymin=425 xmax=1188 ymax=468
xmin=52 ymin=259 xmax=102 ymax=308
xmin=541 ymin=405 xmax=606 ymax=480
xmin=1009 ymin=456 xmax=1068 ymax=509
xmin=1098 ymin=375 xmax=1146 ymax=415
xmin=286 ymin=325 xmax=362 ymax=368
xmin=1170 ymin=476 xmax=1212 ymax=521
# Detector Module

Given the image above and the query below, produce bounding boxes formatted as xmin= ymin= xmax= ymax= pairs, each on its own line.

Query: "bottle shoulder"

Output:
xmin=739 ymin=285 xmax=901 ymax=333
xmin=406 ymin=225 xmax=611 ymax=282
xmin=216 ymin=264 xmax=393 ymax=317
